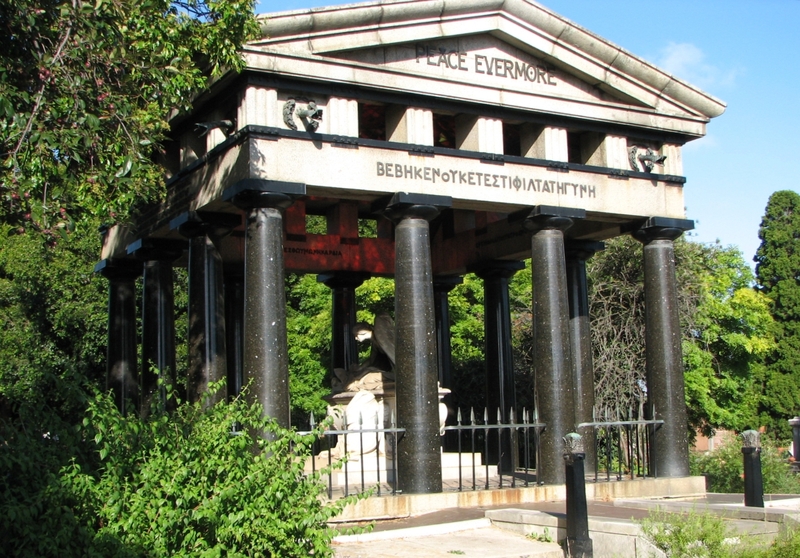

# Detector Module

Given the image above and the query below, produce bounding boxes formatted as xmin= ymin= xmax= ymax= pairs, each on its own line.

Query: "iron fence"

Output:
xmin=578 ymin=418 xmax=664 ymax=481
xmin=442 ymin=407 xmax=546 ymax=491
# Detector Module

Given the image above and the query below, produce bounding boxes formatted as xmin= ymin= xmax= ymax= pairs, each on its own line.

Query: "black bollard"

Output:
xmin=564 ymin=433 xmax=593 ymax=558
xmin=742 ymin=430 xmax=764 ymax=508
xmin=789 ymin=418 xmax=800 ymax=470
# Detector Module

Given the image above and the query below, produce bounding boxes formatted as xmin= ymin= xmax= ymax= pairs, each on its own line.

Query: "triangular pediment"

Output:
xmin=326 ymin=34 xmax=642 ymax=108
xmin=248 ymin=0 xmax=725 ymax=136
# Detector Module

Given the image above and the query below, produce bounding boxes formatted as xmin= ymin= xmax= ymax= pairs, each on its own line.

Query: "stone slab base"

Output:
xmin=334 ymin=476 xmax=706 ymax=522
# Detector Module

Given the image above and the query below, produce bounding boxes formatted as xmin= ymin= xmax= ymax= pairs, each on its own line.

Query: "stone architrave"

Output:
xmin=380 ymin=191 xmax=452 ymax=494
xmin=96 ymin=258 xmax=142 ymax=415
xmin=225 ymin=180 xmax=306 ymax=429
xmin=565 ymin=240 xmax=604 ymax=475
xmin=525 ymin=205 xmax=585 ymax=485
xmin=634 ymin=216 xmax=693 ymax=478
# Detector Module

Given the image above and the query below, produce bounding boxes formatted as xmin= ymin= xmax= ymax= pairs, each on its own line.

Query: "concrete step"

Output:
xmin=333 ymin=519 xmax=563 ymax=558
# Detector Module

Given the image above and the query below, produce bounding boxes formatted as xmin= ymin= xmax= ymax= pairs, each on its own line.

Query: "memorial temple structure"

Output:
xmin=96 ymin=0 xmax=725 ymax=494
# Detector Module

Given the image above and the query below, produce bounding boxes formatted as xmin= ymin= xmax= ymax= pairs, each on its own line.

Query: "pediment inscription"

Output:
xmin=327 ymin=34 xmax=631 ymax=106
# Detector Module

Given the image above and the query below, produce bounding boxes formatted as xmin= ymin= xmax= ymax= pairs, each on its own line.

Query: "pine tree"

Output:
xmin=754 ymin=190 xmax=800 ymax=435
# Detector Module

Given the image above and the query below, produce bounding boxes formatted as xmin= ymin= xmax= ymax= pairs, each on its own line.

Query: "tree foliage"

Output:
xmin=690 ymin=434 xmax=800 ymax=494
xmin=584 ymin=236 xmax=771 ymax=435
xmin=755 ymin=190 xmax=800 ymax=434
xmin=0 ymin=0 xmax=258 ymax=233
xmin=0 ymin=220 xmax=107 ymax=420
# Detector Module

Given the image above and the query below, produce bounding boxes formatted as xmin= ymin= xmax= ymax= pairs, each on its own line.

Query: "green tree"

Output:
xmin=0 ymin=0 xmax=258 ymax=232
xmin=582 ymin=236 xmax=770 ymax=434
xmin=0 ymin=220 xmax=107 ymax=419
xmin=755 ymin=190 xmax=800 ymax=435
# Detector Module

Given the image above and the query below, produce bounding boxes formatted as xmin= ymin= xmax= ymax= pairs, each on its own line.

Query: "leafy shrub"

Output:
xmin=640 ymin=509 xmax=800 ymax=558
xmin=2 ymin=387 xmax=359 ymax=557
xmin=691 ymin=435 xmax=800 ymax=494
xmin=640 ymin=509 xmax=733 ymax=557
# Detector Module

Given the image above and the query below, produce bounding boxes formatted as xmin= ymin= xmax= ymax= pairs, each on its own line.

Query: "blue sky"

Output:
xmin=254 ymin=0 xmax=800 ymax=265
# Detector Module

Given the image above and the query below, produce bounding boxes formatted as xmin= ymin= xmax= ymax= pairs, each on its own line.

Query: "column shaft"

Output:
xmin=642 ymin=238 xmax=689 ymax=476
xmin=107 ymin=274 xmax=139 ymax=414
xmin=142 ymin=260 xmax=176 ymax=413
xmin=531 ymin=227 xmax=574 ymax=485
xmin=395 ymin=216 xmax=442 ymax=493
xmin=478 ymin=263 xmax=523 ymax=472
xmin=187 ymin=234 xmax=227 ymax=406
xmin=322 ymin=273 xmax=368 ymax=374
xmin=225 ymin=272 xmax=244 ymax=399
xmin=434 ymin=276 xmax=462 ymax=452
xmin=565 ymin=242 xmax=603 ymax=474
xmin=243 ymin=205 xmax=290 ymax=428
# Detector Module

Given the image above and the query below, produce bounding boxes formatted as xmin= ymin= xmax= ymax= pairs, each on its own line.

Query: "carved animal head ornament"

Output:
xmin=283 ymin=98 xmax=323 ymax=132
xmin=194 ymin=119 xmax=235 ymax=137
xmin=628 ymin=145 xmax=667 ymax=173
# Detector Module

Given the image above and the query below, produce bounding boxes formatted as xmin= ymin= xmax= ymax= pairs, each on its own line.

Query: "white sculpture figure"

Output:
xmin=328 ymin=390 xmax=384 ymax=459
xmin=332 ymin=313 xmax=396 ymax=393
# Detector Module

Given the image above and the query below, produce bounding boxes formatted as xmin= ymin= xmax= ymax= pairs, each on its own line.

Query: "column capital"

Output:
xmin=472 ymin=260 xmax=525 ymax=280
xmin=317 ymin=271 xmax=370 ymax=289
xmin=94 ymin=258 xmax=142 ymax=281
xmin=565 ymin=240 xmax=605 ymax=262
xmin=373 ymin=192 xmax=452 ymax=223
xmin=222 ymin=179 xmax=305 ymax=210
xmin=633 ymin=216 xmax=694 ymax=244
xmin=170 ymin=210 xmax=241 ymax=239
xmin=522 ymin=205 xmax=585 ymax=232
xmin=127 ymin=238 xmax=187 ymax=261
xmin=433 ymin=275 xmax=463 ymax=293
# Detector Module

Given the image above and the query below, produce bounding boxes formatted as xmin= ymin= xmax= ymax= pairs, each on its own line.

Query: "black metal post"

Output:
xmin=564 ymin=433 xmax=593 ymax=558
xmin=789 ymin=417 xmax=800 ymax=468
xmin=525 ymin=206 xmax=585 ymax=485
xmin=634 ymin=217 xmax=694 ymax=478
xmin=742 ymin=430 xmax=764 ymax=508
xmin=381 ymin=192 xmax=451 ymax=494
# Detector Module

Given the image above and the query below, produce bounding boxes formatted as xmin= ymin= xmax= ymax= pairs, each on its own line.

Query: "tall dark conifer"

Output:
xmin=754 ymin=190 xmax=800 ymax=434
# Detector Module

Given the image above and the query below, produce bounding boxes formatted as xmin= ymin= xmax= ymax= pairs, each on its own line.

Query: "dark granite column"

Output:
xmin=476 ymin=261 xmax=524 ymax=473
xmin=224 ymin=270 xmax=244 ymax=399
xmin=380 ymin=192 xmax=452 ymax=494
xmin=128 ymin=239 xmax=185 ymax=414
xmin=633 ymin=216 xmax=693 ymax=478
xmin=524 ymin=205 xmax=585 ymax=485
xmin=434 ymin=275 xmax=462 ymax=452
xmin=96 ymin=259 xmax=142 ymax=415
xmin=172 ymin=213 xmax=238 ymax=407
xmin=225 ymin=180 xmax=305 ymax=429
xmin=320 ymin=272 xmax=369 ymax=374
xmin=565 ymin=241 xmax=604 ymax=475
